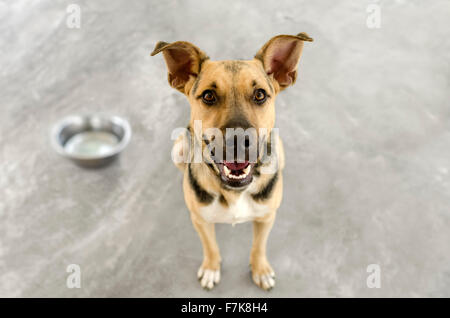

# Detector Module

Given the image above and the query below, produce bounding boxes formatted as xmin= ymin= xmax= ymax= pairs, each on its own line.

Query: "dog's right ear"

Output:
xmin=255 ymin=32 xmax=313 ymax=91
xmin=151 ymin=41 xmax=208 ymax=94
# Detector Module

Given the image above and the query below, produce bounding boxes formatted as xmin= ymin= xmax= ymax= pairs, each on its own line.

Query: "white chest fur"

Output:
xmin=199 ymin=186 xmax=271 ymax=225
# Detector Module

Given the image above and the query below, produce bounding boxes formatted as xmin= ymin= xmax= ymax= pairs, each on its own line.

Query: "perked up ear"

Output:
xmin=255 ymin=32 xmax=313 ymax=91
xmin=151 ymin=41 xmax=208 ymax=93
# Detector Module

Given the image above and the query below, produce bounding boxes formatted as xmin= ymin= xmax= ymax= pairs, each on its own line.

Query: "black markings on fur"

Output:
xmin=251 ymin=172 xmax=278 ymax=202
xmin=223 ymin=61 xmax=246 ymax=74
xmin=219 ymin=195 xmax=228 ymax=206
xmin=252 ymin=167 xmax=261 ymax=177
xmin=188 ymin=164 xmax=214 ymax=204
xmin=206 ymin=162 xmax=215 ymax=171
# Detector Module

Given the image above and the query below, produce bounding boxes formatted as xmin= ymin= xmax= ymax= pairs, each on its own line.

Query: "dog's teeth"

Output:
xmin=224 ymin=165 xmax=231 ymax=176
xmin=224 ymin=164 xmax=251 ymax=180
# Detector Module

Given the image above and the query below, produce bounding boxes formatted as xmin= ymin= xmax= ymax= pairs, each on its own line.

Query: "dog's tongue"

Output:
xmin=224 ymin=161 xmax=249 ymax=170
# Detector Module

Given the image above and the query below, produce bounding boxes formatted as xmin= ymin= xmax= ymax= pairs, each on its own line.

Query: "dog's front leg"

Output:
xmin=250 ymin=216 xmax=276 ymax=291
xmin=190 ymin=215 xmax=221 ymax=290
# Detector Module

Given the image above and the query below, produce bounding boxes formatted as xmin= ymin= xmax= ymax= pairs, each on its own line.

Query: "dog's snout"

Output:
xmin=225 ymin=130 xmax=255 ymax=148
xmin=223 ymin=117 xmax=252 ymax=131
xmin=223 ymin=128 xmax=258 ymax=162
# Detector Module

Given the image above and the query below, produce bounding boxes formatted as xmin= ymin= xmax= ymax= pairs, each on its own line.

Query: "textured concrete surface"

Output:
xmin=1 ymin=0 xmax=450 ymax=297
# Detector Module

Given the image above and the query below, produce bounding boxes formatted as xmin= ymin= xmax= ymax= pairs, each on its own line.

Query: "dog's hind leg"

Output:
xmin=191 ymin=215 xmax=221 ymax=290
xmin=250 ymin=216 xmax=276 ymax=291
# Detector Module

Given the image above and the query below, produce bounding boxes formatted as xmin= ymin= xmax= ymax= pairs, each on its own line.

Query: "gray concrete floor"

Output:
xmin=1 ymin=0 xmax=450 ymax=297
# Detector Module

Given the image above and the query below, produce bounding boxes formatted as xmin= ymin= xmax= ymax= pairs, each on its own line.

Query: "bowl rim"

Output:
xmin=51 ymin=114 xmax=132 ymax=160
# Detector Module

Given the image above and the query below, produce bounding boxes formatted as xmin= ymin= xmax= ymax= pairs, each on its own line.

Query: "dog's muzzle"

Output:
xmin=208 ymin=127 xmax=259 ymax=189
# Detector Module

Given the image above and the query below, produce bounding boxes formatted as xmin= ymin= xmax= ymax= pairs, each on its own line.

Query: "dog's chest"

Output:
xmin=199 ymin=189 xmax=270 ymax=225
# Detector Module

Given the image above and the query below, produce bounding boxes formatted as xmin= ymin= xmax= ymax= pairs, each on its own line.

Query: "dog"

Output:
xmin=151 ymin=32 xmax=312 ymax=290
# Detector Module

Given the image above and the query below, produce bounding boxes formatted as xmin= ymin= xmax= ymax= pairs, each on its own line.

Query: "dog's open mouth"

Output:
xmin=216 ymin=161 xmax=254 ymax=188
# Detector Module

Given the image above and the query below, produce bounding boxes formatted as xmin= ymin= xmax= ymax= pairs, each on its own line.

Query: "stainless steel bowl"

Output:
xmin=51 ymin=114 xmax=131 ymax=168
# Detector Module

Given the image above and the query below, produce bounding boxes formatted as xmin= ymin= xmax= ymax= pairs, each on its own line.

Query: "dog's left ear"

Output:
xmin=151 ymin=41 xmax=208 ymax=94
xmin=255 ymin=32 xmax=313 ymax=91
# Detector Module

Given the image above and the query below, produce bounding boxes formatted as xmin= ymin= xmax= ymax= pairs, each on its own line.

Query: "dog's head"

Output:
xmin=152 ymin=33 xmax=312 ymax=189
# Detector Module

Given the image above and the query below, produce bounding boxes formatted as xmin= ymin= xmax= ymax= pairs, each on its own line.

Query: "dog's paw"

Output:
xmin=197 ymin=265 xmax=220 ymax=290
xmin=250 ymin=259 xmax=275 ymax=291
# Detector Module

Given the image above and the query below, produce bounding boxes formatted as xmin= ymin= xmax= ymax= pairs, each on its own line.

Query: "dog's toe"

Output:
xmin=250 ymin=259 xmax=276 ymax=291
xmin=198 ymin=267 xmax=220 ymax=290
xmin=252 ymin=273 xmax=275 ymax=291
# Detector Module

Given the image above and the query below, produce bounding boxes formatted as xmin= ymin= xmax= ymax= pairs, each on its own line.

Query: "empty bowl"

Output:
xmin=51 ymin=114 xmax=131 ymax=167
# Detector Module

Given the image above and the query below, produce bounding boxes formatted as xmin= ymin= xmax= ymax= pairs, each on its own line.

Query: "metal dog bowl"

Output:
xmin=51 ymin=114 xmax=131 ymax=168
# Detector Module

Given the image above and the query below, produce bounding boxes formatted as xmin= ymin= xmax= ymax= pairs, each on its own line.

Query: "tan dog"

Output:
xmin=151 ymin=33 xmax=312 ymax=291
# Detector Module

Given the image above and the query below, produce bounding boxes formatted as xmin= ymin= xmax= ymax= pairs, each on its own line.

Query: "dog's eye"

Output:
xmin=201 ymin=90 xmax=217 ymax=105
xmin=253 ymin=89 xmax=267 ymax=104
